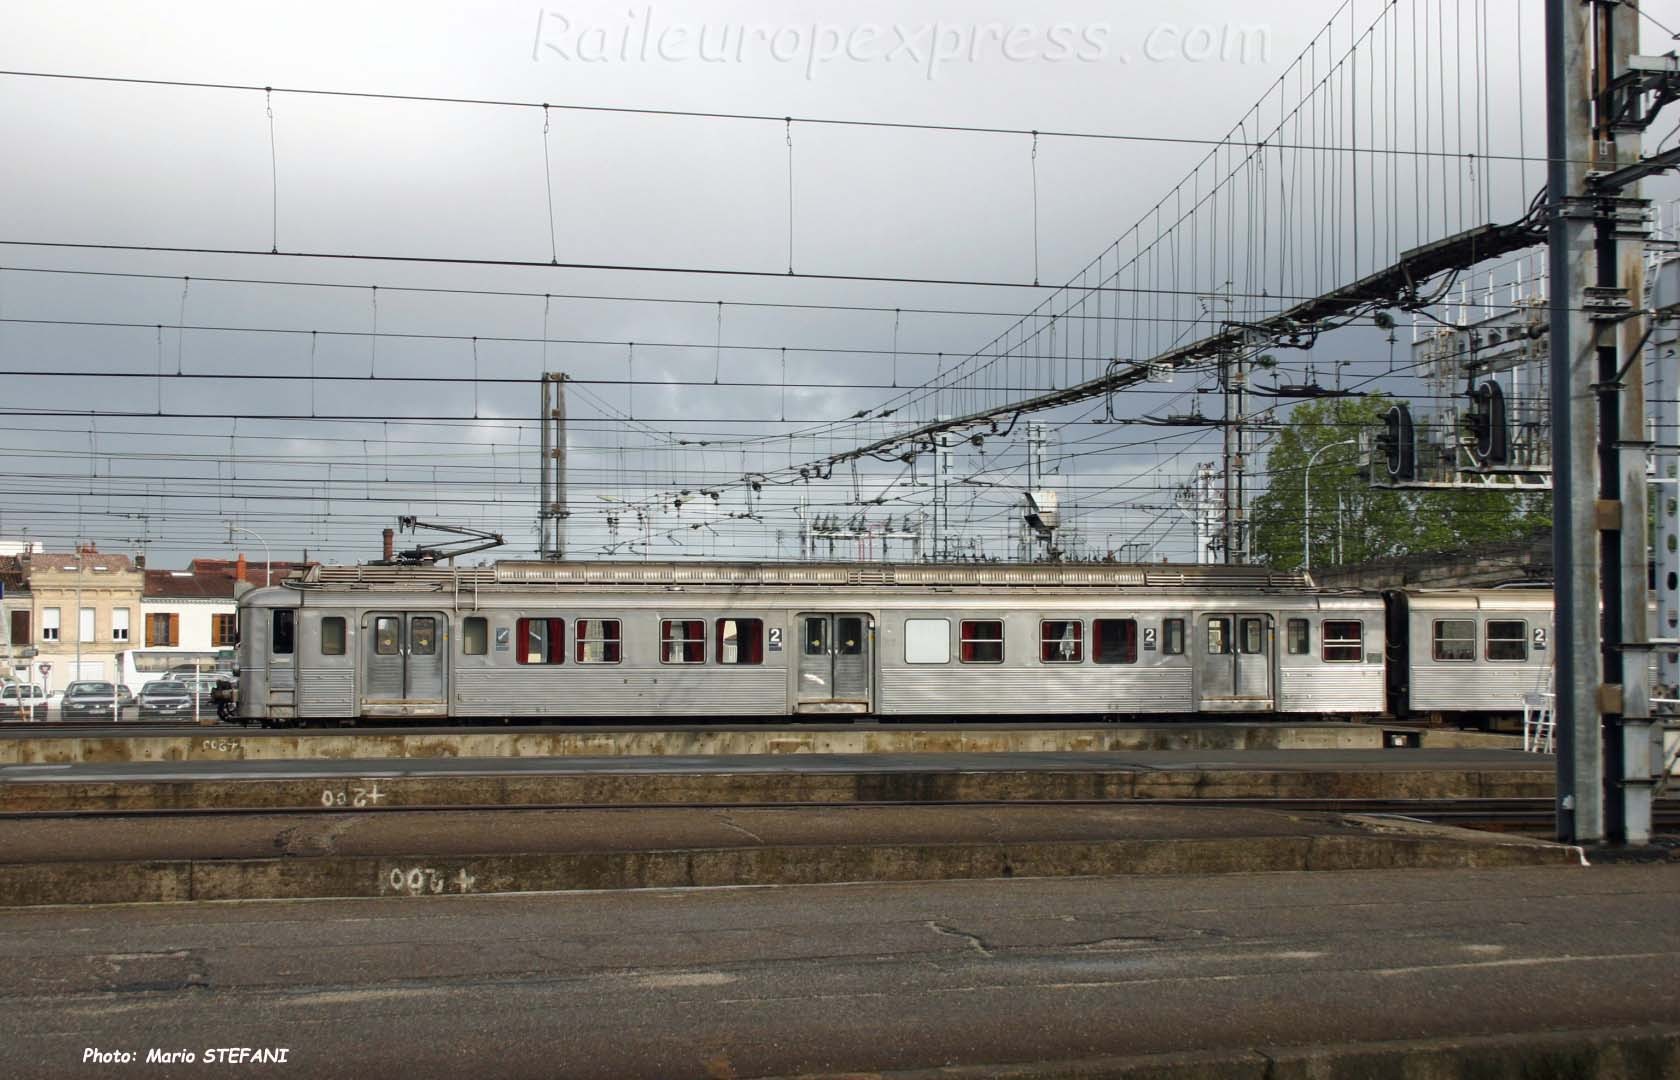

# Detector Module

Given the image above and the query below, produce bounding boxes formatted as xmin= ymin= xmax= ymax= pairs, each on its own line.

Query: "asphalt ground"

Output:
xmin=0 ymin=866 xmax=1674 ymax=1079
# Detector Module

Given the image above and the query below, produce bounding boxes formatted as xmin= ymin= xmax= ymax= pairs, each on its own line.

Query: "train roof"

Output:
xmin=285 ymin=559 xmax=1317 ymax=593
xmin=1392 ymin=587 xmax=1555 ymax=612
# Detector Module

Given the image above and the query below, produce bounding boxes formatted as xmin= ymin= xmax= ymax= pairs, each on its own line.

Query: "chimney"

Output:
xmin=236 ymin=554 xmax=248 ymax=583
xmin=382 ymin=528 xmax=395 ymax=563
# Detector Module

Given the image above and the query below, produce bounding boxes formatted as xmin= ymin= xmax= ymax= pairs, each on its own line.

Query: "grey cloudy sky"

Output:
xmin=0 ymin=1 xmax=1650 ymax=567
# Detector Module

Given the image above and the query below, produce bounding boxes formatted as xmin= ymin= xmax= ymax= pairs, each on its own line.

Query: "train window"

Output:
xmin=516 ymin=618 xmax=565 ymax=665
xmin=1486 ymin=620 xmax=1527 ymax=662
xmin=462 ymin=617 xmax=487 ymax=656
xmin=321 ymin=617 xmax=347 ymax=656
xmin=904 ymin=618 xmax=950 ymax=664
xmin=411 ymin=617 xmax=437 ymax=656
xmin=959 ymin=620 xmax=1004 ymax=663
xmin=575 ymin=619 xmax=622 ymax=664
xmin=1039 ymin=620 xmax=1083 ymax=663
xmin=1432 ymin=619 xmax=1475 ymax=662
xmin=717 ymin=618 xmax=765 ymax=665
xmin=374 ymin=616 xmax=400 ymax=656
xmin=1093 ymin=619 xmax=1138 ymax=664
xmin=1163 ymin=618 xmax=1185 ymax=655
xmin=1322 ymin=620 xmax=1363 ymax=662
xmin=804 ymin=618 xmax=828 ymax=656
xmin=1206 ymin=617 xmax=1231 ymax=655
xmin=272 ymin=609 xmax=295 ymax=655
xmin=837 ymin=616 xmax=864 ymax=656
xmin=1286 ymin=618 xmax=1309 ymax=655
xmin=1239 ymin=618 xmax=1264 ymax=654
xmin=661 ymin=619 xmax=706 ymax=664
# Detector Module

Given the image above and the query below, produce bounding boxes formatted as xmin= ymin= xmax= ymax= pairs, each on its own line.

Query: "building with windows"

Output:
xmin=133 ymin=556 xmax=308 ymax=687
xmin=0 ymin=555 xmax=34 ymax=684
xmin=18 ymin=546 xmax=145 ymax=691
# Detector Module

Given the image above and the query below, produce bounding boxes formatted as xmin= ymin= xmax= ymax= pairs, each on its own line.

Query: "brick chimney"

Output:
xmin=383 ymin=528 xmax=395 ymax=563
xmin=236 ymin=554 xmax=248 ymax=583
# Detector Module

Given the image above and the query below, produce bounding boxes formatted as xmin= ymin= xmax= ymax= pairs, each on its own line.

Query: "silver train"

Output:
xmin=221 ymin=561 xmax=1554 ymax=727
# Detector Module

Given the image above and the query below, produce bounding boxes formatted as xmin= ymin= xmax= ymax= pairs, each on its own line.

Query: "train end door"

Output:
xmin=795 ymin=612 xmax=873 ymax=715
xmin=1197 ymin=612 xmax=1274 ymax=712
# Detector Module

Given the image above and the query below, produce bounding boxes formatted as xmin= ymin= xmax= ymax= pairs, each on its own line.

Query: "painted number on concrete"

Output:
xmin=385 ymin=866 xmax=477 ymax=896
xmin=320 ymin=782 xmax=387 ymax=809
xmin=199 ymin=739 xmax=241 ymax=754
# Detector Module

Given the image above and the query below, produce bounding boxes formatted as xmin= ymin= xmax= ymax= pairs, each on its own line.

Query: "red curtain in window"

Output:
xmin=741 ymin=621 xmax=763 ymax=664
xmin=516 ymin=618 xmax=564 ymax=665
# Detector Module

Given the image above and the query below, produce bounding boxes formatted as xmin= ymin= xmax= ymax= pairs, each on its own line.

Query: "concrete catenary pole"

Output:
xmin=1546 ymin=0 xmax=1604 ymax=843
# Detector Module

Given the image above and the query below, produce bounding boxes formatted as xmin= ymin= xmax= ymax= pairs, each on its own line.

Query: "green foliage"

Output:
xmin=1248 ymin=395 xmax=1548 ymax=569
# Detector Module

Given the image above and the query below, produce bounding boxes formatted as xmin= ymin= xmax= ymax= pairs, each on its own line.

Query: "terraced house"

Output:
xmin=18 ymin=545 xmax=144 ymax=693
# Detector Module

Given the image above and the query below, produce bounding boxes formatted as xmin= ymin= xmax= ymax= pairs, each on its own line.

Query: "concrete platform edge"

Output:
xmin=0 ymin=832 xmax=1583 ymax=908
xmin=774 ymin=1024 xmax=1680 ymax=1079
xmin=0 ymin=724 xmax=1522 ymax=765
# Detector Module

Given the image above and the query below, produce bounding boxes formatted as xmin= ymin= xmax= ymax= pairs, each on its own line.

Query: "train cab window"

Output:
xmin=1432 ymin=619 xmax=1476 ymax=662
xmin=1239 ymin=618 xmax=1265 ymax=654
xmin=904 ymin=618 xmax=950 ymax=664
xmin=272 ymin=610 xmax=295 ymax=655
xmin=516 ymin=618 xmax=565 ymax=665
xmin=661 ymin=619 xmax=705 ymax=664
xmin=1163 ymin=618 xmax=1185 ymax=655
xmin=374 ymin=617 xmax=400 ymax=655
xmin=1206 ymin=617 xmax=1231 ymax=655
xmin=1485 ymin=620 xmax=1527 ymax=662
xmin=1286 ymin=618 xmax=1310 ymax=655
xmin=462 ymin=617 xmax=487 ymax=656
xmin=717 ymin=618 xmax=765 ymax=665
xmin=959 ymin=620 xmax=1004 ymax=663
xmin=1322 ymin=620 xmax=1363 ymax=663
xmin=321 ymin=617 xmax=347 ymax=656
xmin=1093 ymin=619 xmax=1138 ymax=664
xmin=1039 ymin=620 xmax=1083 ymax=663
xmin=576 ymin=619 xmax=622 ymax=663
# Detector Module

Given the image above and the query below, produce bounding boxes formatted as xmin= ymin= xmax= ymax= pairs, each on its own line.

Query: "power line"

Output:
xmin=0 ymin=67 xmax=1570 ymax=165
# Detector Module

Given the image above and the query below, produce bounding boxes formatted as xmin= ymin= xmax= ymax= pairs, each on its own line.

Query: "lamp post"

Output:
xmin=1302 ymin=440 xmax=1359 ymax=571
xmin=73 ymin=544 xmax=82 ymax=686
xmin=225 ymin=522 xmax=272 ymax=587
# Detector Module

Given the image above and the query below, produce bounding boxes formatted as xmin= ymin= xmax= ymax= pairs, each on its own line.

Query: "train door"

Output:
xmin=796 ymin=612 xmax=873 ymax=714
xmin=1198 ymin=612 xmax=1274 ymax=712
xmin=362 ymin=611 xmax=448 ymax=716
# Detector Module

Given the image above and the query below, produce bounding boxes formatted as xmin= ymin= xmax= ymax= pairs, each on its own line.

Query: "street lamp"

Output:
xmin=1302 ymin=439 xmax=1359 ymax=571
xmin=225 ymin=522 xmax=272 ymax=587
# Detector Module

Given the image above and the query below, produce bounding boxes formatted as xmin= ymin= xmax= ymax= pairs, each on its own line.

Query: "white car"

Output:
xmin=0 ymin=683 xmax=50 ymax=718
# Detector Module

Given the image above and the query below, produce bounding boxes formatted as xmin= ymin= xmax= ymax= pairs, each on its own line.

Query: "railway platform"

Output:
xmin=0 ymin=799 xmax=1584 ymax=908
xmin=0 ymin=748 xmax=1554 ymax=812
xmin=0 ymin=725 xmax=1642 ymax=909
xmin=0 ymin=719 xmax=1519 ymax=763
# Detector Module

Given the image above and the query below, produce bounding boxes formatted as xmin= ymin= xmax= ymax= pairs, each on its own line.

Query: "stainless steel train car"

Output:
xmin=1385 ymin=587 xmax=1555 ymax=721
xmin=225 ymin=561 xmax=1399 ymax=725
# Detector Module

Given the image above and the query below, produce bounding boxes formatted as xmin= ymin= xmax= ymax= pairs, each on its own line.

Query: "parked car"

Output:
xmin=175 ymin=673 xmax=227 ymax=700
xmin=59 ymin=681 xmax=127 ymax=720
xmin=0 ymin=683 xmax=50 ymax=719
xmin=135 ymin=680 xmax=194 ymax=718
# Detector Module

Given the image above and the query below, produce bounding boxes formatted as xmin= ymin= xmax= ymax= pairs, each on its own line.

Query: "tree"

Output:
xmin=1247 ymin=395 xmax=1547 ymax=569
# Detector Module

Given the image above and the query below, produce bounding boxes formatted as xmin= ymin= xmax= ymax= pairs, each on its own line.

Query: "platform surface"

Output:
xmin=1 ymin=867 xmax=1674 ymax=1079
